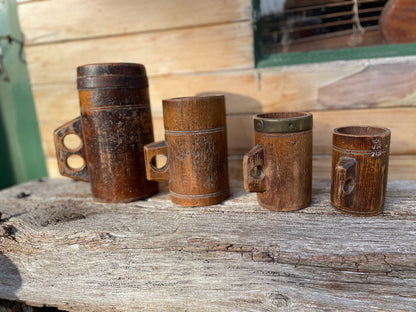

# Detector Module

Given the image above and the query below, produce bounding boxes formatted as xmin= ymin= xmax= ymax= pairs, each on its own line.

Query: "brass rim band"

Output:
xmin=253 ymin=112 xmax=313 ymax=133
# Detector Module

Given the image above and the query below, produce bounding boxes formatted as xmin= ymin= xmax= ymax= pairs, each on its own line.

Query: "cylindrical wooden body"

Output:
xmin=243 ymin=112 xmax=312 ymax=211
xmin=331 ymin=126 xmax=391 ymax=216
xmin=144 ymin=95 xmax=229 ymax=207
xmin=54 ymin=63 xmax=158 ymax=203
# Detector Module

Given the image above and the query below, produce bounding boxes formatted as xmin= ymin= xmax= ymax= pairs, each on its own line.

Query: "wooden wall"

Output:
xmin=17 ymin=0 xmax=416 ymax=180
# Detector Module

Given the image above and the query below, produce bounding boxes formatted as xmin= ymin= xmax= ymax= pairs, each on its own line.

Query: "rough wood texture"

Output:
xmin=331 ymin=126 xmax=391 ymax=216
xmin=17 ymin=0 xmax=251 ymax=45
xmin=24 ymin=21 xmax=253 ymax=85
xmin=144 ymin=96 xmax=229 ymax=206
xmin=244 ymin=113 xmax=312 ymax=211
xmin=1 ymin=178 xmax=415 ymax=311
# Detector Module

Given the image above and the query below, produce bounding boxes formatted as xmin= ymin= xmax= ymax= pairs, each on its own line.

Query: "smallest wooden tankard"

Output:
xmin=144 ymin=95 xmax=229 ymax=207
xmin=243 ymin=112 xmax=313 ymax=211
xmin=331 ymin=126 xmax=391 ymax=216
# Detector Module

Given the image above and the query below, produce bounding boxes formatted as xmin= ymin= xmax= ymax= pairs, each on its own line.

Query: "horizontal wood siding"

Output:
xmin=17 ymin=0 xmax=416 ymax=180
xmin=32 ymin=59 xmax=416 ymax=125
xmin=25 ymin=21 xmax=254 ymax=84
xmin=18 ymin=0 xmax=252 ymax=44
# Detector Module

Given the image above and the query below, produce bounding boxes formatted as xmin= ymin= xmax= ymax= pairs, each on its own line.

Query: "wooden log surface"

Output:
xmin=1 ymin=178 xmax=416 ymax=311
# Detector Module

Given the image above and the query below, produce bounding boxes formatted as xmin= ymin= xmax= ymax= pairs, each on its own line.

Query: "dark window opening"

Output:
xmin=257 ymin=0 xmax=389 ymax=56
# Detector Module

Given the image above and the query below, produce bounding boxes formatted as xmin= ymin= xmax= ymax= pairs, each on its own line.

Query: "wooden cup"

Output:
xmin=54 ymin=63 xmax=158 ymax=203
xmin=144 ymin=95 xmax=229 ymax=207
xmin=331 ymin=126 xmax=391 ymax=216
xmin=244 ymin=112 xmax=313 ymax=211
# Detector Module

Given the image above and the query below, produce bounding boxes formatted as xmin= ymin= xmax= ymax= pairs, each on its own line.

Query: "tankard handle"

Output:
xmin=144 ymin=140 xmax=170 ymax=182
xmin=54 ymin=117 xmax=89 ymax=182
xmin=333 ymin=157 xmax=356 ymax=208
xmin=243 ymin=144 xmax=267 ymax=193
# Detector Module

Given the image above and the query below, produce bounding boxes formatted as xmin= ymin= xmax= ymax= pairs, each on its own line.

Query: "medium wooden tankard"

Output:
xmin=244 ymin=112 xmax=313 ymax=211
xmin=144 ymin=95 xmax=229 ymax=207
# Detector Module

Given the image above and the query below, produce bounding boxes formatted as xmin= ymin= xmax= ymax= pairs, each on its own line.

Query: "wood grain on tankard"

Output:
xmin=144 ymin=95 xmax=229 ymax=207
xmin=244 ymin=112 xmax=313 ymax=211
xmin=54 ymin=63 xmax=158 ymax=203
xmin=331 ymin=126 xmax=391 ymax=216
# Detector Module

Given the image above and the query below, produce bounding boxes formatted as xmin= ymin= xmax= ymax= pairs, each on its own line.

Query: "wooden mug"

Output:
xmin=54 ymin=63 xmax=158 ymax=203
xmin=331 ymin=126 xmax=391 ymax=216
xmin=144 ymin=95 xmax=229 ymax=207
xmin=243 ymin=112 xmax=313 ymax=211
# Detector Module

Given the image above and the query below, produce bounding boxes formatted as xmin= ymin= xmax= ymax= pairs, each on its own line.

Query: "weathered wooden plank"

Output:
xmin=18 ymin=0 xmax=251 ymax=45
xmin=31 ymin=59 xmax=416 ymax=125
xmin=318 ymin=62 xmax=416 ymax=108
xmin=0 ymin=179 xmax=415 ymax=311
xmin=25 ymin=21 xmax=253 ymax=84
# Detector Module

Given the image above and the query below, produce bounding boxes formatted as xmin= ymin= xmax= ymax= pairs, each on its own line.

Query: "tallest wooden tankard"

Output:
xmin=54 ymin=63 xmax=158 ymax=203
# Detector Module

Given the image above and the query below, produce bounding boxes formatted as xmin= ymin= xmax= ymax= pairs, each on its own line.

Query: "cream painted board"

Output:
xmin=32 ymin=83 xmax=79 ymax=123
xmin=318 ymin=62 xmax=416 ymax=108
xmin=25 ymin=21 xmax=253 ymax=85
xmin=18 ymin=0 xmax=252 ymax=45
xmin=33 ymin=62 xmax=416 ymax=123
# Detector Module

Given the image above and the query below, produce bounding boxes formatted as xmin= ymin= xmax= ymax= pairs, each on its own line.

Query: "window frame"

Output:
xmin=252 ymin=0 xmax=416 ymax=67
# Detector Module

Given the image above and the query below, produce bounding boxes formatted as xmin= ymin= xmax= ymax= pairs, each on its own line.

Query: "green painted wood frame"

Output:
xmin=252 ymin=0 xmax=416 ymax=67
xmin=0 ymin=0 xmax=46 ymax=189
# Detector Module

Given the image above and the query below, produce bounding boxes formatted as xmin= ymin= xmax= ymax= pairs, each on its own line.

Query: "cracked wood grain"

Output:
xmin=0 ymin=179 xmax=415 ymax=311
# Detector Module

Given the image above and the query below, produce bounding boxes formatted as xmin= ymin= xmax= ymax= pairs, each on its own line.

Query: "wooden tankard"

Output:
xmin=244 ymin=112 xmax=313 ymax=211
xmin=331 ymin=126 xmax=391 ymax=216
xmin=54 ymin=63 xmax=158 ymax=203
xmin=144 ymin=95 xmax=229 ymax=207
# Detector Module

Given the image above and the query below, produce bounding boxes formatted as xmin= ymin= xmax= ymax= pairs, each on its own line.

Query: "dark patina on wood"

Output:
xmin=331 ymin=126 xmax=391 ymax=216
xmin=144 ymin=95 xmax=229 ymax=206
xmin=244 ymin=112 xmax=313 ymax=211
xmin=54 ymin=63 xmax=158 ymax=203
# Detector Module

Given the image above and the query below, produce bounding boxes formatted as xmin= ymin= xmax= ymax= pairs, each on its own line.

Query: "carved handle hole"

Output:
xmin=63 ymin=133 xmax=82 ymax=152
xmin=343 ymin=178 xmax=355 ymax=194
xmin=65 ymin=155 xmax=85 ymax=171
xmin=150 ymin=154 xmax=168 ymax=170
xmin=250 ymin=165 xmax=264 ymax=179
